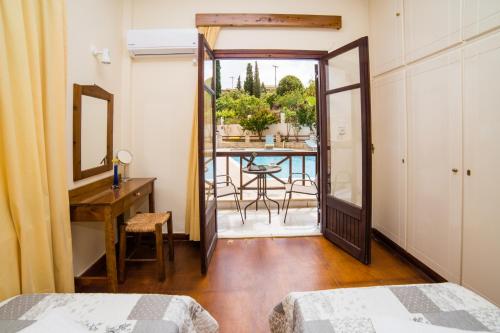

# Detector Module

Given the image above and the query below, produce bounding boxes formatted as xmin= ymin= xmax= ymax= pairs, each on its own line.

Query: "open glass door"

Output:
xmin=319 ymin=37 xmax=372 ymax=264
xmin=198 ymin=33 xmax=217 ymax=273
xmin=315 ymin=64 xmax=321 ymax=224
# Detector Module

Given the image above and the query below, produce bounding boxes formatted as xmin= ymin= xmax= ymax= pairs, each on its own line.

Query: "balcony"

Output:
xmin=215 ymin=145 xmax=319 ymax=238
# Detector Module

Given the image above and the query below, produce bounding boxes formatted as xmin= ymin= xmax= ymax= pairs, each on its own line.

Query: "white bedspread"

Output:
xmin=0 ymin=293 xmax=218 ymax=333
xmin=270 ymin=283 xmax=500 ymax=333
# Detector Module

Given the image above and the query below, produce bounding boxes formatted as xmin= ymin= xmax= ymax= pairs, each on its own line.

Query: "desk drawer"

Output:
xmin=110 ymin=183 xmax=153 ymax=217
xmin=124 ymin=183 xmax=152 ymax=208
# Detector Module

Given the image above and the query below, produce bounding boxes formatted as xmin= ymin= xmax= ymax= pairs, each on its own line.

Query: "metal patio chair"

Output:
xmin=216 ymin=174 xmax=245 ymax=224
xmin=282 ymin=172 xmax=319 ymax=224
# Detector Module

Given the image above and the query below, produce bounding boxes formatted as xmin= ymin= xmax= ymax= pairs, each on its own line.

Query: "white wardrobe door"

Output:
xmin=407 ymin=50 xmax=462 ymax=283
xmin=372 ymin=70 xmax=406 ymax=247
xmin=369 ymin=0 xmax=404 ymax=76
xmin=463 ymin=0 xmax=500 ymax=41
xmin=462 ymin=32 xmax=500 ymax=306
xmin=404 ymin=0 xmax=461 ymax=63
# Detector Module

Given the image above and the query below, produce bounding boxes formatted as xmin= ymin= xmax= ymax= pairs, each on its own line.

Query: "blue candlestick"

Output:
xmin=112 ymin=159 xmax=119 ymax=188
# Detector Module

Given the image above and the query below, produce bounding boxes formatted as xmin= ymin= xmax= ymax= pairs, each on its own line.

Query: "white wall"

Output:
xmin=66 ymin=0 xmax=128 ymax=276
xmin=128 ymin=0 xmax=370 ymax=233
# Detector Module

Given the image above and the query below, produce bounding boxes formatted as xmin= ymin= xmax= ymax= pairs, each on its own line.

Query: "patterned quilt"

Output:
xmin=270 ymin=283 xmax=500 ymax=333
xmin=0 ymin=293 xmax=218 ymax=333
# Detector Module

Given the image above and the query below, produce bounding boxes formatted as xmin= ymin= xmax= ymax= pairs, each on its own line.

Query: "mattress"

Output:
xmin=270 ymin=283 xmax=500 ymax=333
xmin=0 ymin=293 xmax=218 ymax=333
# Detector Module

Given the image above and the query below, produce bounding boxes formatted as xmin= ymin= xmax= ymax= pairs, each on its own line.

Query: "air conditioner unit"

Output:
xmin=127 ymin=29 xmax=198 ymax=57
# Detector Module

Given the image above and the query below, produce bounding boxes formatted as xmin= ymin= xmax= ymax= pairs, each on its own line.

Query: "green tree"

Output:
xmin=216 ymin=90 xmax=246 ymax=124
xmin=216 ymin=108 xmax=238 ymax=123
xmin=233 ymin=94 xmax=268 ymax=120
xmin=243 ymin=63 xmax=253 ymax=95
xmin=276 ymin=90 xmax=316 ymax=137
xmin=265 ymin=92 xmax=277 ymax=109
xmin=276 ymin=75 xmax=304 ymax=96
xmin=240 ymin=108 xmax=278 ymax=139
xmin=296 ymin=100 xmax=316 ymax=131
xmin=215 ymin=60 xmax=221 ymax=98
xmin=236 ymin=75 xmax=241 ymax=90
xmin=253 ymin=61 xmax=261 ymax=97
xmin=283 ymin=107 xmax=300 ymax=140
xmin=261 ymin=82 xmax=267 ymax=94
xmin=304 ymin=79 xmax=316 ymax=97
xmin=275 ymin=90 xmax=306 ymax=109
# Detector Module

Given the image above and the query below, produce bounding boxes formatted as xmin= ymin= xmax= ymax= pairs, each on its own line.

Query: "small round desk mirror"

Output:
xmin=116 ymin=149 xmax=133 ymax=182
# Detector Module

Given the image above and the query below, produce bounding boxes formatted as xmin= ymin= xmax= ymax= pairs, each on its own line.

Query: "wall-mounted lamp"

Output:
xmin=91 ymin=46 xmax=111 ymax=64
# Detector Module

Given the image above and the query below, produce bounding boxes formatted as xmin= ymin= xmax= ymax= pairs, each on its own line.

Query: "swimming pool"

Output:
xmin=205 ymin=153 xmax=317 ymax=180
xmin=232 ymin=155 xmax=317 ymax=179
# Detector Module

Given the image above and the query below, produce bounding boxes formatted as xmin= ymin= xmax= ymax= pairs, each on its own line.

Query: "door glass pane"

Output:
xmin=326 ymin=48 xmax=360 ymax=90
xmin=327 ymin=88 xmax=362 ymax=207
xmin=204 ymin=90 xmax=215 ymax=207
xmin=204 ymin=51 xmax=213 ymax=88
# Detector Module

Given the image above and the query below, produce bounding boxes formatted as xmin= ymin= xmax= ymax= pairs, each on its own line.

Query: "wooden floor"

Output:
xmin=78 ymin=236 xmax=431 ymax=333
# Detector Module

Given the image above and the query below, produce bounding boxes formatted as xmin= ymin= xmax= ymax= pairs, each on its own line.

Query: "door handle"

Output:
xmin=452 ymin=168 xmax=458 ymax=173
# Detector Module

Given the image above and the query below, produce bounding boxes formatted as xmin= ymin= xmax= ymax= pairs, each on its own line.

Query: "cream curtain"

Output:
xmin=0 ymin=0 xmax=74 ymax=300
xmin=185 ymin=27 xmax=220 ymax=241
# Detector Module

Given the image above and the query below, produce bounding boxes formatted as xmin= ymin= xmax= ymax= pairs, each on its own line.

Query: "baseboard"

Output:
xmin=76 ymin=233 xmax=190 ymax=281
xmin=170 ymin=233 xmax=190 ymax=241
xmin=372 ymin=228 xmax=447 ymax=283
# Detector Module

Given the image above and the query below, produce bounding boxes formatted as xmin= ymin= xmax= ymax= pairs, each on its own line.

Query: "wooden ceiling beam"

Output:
xmin=213 ymin=49 xmax=328 ymax=60
xmin=196 ymin=13 xmax=342 ymax=29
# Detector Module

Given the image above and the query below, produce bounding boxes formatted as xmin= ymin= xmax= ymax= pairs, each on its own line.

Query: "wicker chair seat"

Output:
xmin=125 ymin=212 xmax=170 ymax=233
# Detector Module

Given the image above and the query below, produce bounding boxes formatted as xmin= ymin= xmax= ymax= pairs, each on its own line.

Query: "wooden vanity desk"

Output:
xmin=69 ymin=176 xmax=156 ymax=292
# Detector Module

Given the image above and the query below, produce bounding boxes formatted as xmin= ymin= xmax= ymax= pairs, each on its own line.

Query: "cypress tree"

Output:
xmin=261 ymin=82 xmax=267 ymax=93
xmin=215 ymin=60 xmax=221 ymax=98
xmin=236 ymin=75 xmax=242 ymax=90
xmin=253 ymin=61 xmax=261 ymax=97
xmin=243 ymin=63 xmax=253 ymax=95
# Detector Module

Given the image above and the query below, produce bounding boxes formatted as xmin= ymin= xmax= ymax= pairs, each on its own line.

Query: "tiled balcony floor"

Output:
xmin=217 ymin=207 xmax=320 ymax=238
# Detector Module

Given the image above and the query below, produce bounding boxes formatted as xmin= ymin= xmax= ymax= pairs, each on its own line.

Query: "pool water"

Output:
xmin=233 ymin=156 xmax=317 ymax=179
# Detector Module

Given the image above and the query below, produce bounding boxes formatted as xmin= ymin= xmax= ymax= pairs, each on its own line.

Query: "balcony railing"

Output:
xmin=216 ymin=149 xmax=317 ymax=200
xmin=220 ymin=134 xmax=311 ymax=142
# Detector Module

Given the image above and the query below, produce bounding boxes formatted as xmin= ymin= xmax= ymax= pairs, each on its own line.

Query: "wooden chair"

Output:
xmin=118 ymin=212 xmax=174 ymax=282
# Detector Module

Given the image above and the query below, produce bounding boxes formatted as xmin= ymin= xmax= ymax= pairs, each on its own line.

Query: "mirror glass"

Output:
xmin=117 ymin=150 xmax=133 ymax=164
xmin=81 ymin=95 xmax=108 ymax=170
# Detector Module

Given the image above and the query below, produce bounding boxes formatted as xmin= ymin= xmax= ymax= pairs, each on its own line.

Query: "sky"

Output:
xmin=219 ymin=59 xmax=317 ymax=90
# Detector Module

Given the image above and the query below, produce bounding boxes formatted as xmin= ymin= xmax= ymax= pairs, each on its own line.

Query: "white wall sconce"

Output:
xmin=91 ymin=46 xmax=111 ymax=64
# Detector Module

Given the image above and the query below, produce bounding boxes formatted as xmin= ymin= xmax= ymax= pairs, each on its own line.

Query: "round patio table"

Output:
xmin=242 ymin=165 xmax=281 ymax=224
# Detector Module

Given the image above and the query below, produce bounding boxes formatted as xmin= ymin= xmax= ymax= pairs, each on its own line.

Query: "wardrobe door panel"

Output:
xmin=372 ymin=70 xmax=406 ymax=247
xmin=369 ymin=0 xmax=404 ymax=76
xmin=463 ymin=0 xmax=500 ymax=40
xmin=404 ymin=0 xmax=461 ymax=63
xmin=407 ymin=51 xmax=462 ymax=282
xmin=463 ymin=32 xmax=500 ymax=306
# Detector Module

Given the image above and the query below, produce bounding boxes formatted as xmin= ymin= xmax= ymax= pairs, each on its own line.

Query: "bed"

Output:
xmin=270 ymin=283 xmax=500 ymax=333
xmin=0 ymin=293 xmax=218 ymax=333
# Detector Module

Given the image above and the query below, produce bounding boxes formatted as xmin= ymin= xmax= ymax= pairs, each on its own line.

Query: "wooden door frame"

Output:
xmin=213 ymin=49 xmax=327 ymax=60
xmin=213 ymin=48 xmax=327 ymax=230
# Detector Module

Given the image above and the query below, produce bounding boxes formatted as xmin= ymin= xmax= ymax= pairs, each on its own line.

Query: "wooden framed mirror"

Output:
xmin=73 ymin=84 xmax=113 ymax=181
